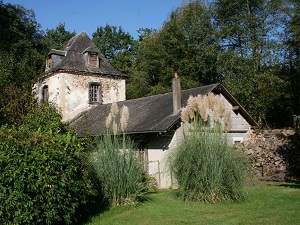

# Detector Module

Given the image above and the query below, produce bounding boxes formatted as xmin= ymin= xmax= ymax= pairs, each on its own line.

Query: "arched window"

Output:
xmin=89 ymin=83 xmax=101 ymax=104
xmin=42 ymin=85 xmax=49 ymax=103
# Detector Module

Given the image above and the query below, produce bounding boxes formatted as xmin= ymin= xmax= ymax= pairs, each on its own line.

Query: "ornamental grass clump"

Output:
xmin=91 ymin=103 xmax=147 ymax=207
xmin=170 ymin=94 xmax=246 ymax=203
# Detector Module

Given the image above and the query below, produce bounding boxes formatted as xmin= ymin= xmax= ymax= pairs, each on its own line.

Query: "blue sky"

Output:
xmin=3 ymin=0 xmax=183 ymax=39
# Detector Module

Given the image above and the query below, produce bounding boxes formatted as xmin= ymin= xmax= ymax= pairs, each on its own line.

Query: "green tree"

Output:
xmin=41 ymin=23 xmax=76 ymax=54
xmin=92 ymin=24 xmax=137 ymax=74
xmin=0 ymin=1 xmax=44 ymax=125
xmin=135 ymin=1 xmax=220 ymax=96
xmin=213 ymin=0 xmax=285 ymax=125
xmin=280 ymin=1 xmax=300 ymax=123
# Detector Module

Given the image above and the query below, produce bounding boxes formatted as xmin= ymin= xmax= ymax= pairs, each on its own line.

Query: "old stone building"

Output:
xmin=34 ymin=33 xmax=258 ymax=188
xmin=33 ymin=32 xmax=127 ymax=121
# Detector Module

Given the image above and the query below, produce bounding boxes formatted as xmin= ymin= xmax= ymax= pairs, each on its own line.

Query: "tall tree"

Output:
xmin=92 ymin=24 xmax=137 ymax=74
xmin=0 ymin=1 xmax=44 ymax=125
xmin=134 ymin=1 xmax=220 ymax=96
xmin=41 ymin=23 xmax=76 ymax=54
xmin=281 ymin=0 xmax=300 ymax=124
xmin=213 ymin=0 xmax=285 ymax=125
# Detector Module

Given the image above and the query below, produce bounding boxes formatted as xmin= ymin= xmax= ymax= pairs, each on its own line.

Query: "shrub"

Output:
xmin=90 ymin=103 xmax=148 ymax=207
xmin=170 ymin=94 xmax=247 ymax=203
xmin=0 ymin=105 xmax=91 ymax=224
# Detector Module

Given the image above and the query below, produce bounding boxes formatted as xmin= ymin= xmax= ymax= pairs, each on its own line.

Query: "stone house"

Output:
xmin=34 ymin=33 xmax=257 ymax=189
xmin=33 ymin=32 xmax=127 ymax=121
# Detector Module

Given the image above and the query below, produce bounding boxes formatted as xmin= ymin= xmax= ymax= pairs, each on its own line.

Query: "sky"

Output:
xmin=3 ymin=0 xmax=184 ymax=39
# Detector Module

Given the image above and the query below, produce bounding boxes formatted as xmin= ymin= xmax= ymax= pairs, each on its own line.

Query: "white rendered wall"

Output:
xmin=33 ymin=72 xmax=126 ymax=121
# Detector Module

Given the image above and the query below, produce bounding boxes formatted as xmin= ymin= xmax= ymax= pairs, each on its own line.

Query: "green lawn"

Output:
xmin=85 ymin=183 xmax=300 ymax=225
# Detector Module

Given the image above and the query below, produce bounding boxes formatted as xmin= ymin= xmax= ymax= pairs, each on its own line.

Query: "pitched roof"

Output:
xmin=70 ymin=83 xmax=257 ymax=137
xmin=45 ymin=32 xmax=126 ymax=77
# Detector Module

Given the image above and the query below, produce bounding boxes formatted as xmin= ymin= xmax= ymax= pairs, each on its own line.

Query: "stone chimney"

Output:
xmin=172 ymin=72 xmax=181 ymax=114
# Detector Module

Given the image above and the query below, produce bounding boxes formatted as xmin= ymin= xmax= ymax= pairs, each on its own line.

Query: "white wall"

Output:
xmin=33 ymin=72 xmax=126 ymax=121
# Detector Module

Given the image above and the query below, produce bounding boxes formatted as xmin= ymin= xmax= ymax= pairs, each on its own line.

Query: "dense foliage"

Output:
xmin=0 ymin=1 xmax=44 ymax=125
xmin=92 ymin=24 xmax=137 ymax=74
xmin=0 ymin=105 xmax=91 ymax=224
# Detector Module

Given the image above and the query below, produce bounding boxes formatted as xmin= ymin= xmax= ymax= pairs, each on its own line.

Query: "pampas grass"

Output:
xmin=90 ymin=103 xmax=147 ymax=207
xmin=171 ymin=94 xmax=246 ymax=203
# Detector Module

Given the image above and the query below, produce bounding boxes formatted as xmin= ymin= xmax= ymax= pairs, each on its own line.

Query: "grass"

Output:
xmin=85 ymin=182 xmax=300 ymax=225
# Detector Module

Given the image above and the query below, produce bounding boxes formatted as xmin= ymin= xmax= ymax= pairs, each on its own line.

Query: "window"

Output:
xmin=88 ymin=53 xmax=99 ymax=68
xmin=42 ymin=85 xmax=49 ymax=103
xmin=89 ymin=83 xmax=101 ymax=104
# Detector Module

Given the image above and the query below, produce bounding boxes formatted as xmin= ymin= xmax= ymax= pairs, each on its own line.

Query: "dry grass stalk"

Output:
xmin=106 ymin=112 xmax=112 ymax=129
xmin=111 ymin=102 xmax=119 ymax=118
xmin=113 ymin=120 xmax=118 ymax=135
xmin=224 ymin=110 xmax=232 ymax=132
xmin=181 ymin=107 xmax=190 ymax=123
xmin=196 ymin=95 xmax=209 ymax=121
xmin=120 ymin=105 xmax=129 ymax=132
xmin=181 ymin=93 xmax=232 ymax=131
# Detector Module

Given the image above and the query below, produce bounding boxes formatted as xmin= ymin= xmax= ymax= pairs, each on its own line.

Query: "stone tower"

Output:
xmin=33 ymin=32 xmax=127 ymax=121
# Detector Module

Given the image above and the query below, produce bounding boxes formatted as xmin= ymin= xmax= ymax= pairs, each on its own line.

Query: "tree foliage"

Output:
xmin=213 ymin=0 xmax=286 ymax=124
xmin=0 ymin=105 xmax=91 ymax=224
xmin=0 ymin=1 xmax=45 ymax=126
xmin=134 ymin=1 xmax=220 ymax=96
xmin=92 ymin=24 xmax=137 ymax=74
xmin=41 ymin=23 xmax=76 ymax=53
xmin=280 ymin=0 xmax=300 ymax=124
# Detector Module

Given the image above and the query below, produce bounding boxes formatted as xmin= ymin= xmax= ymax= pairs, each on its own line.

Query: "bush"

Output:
xmin=170 ymin=94 xmax=247 ymax=203
xmin=0 ymin=105 xmax=91 ymax=224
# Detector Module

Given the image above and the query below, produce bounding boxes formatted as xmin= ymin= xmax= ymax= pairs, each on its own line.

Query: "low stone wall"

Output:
xmin=236 ymin=129 xmax=300 ymax=181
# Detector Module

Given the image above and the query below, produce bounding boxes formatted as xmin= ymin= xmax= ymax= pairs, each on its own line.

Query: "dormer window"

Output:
xmin=88 ymin=53 xmax=99 ymax=68
xmin=89 ymin=82 xmax=101 ymax=104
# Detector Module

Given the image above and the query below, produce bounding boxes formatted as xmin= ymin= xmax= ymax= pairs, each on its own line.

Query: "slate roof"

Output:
xmin=45 ymin=32 xmax=126 ymax=77
xmin=70 ymin=83 xmax=257 ymax=137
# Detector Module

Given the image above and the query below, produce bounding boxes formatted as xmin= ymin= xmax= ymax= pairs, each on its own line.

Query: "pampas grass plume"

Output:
xmin=181 ymin=107 xmax=190 ymax=123
xmin=120 ymin=105 xmax=129 ymax=132
xmin=111 ymin=102 xmax=119 ymax=118
xmin=106 ymin=112 xmax=112 ymax=129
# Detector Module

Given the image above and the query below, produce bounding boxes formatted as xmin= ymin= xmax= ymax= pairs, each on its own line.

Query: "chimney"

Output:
xmin=172 ymin=72 xmax=181 ymax=114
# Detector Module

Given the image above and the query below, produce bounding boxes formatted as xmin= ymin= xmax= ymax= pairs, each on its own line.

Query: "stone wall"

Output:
xmin=236 ymin=129 xmax=300 ymax=181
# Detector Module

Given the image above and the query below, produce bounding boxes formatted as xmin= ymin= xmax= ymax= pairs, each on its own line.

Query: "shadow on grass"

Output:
xmin=278 ymin=181 xmax=300 ymax=189
xmin=76 ymin=189 xmax=156 ymax=225
xmin=76 ymin=190 xmax=109 ymax=225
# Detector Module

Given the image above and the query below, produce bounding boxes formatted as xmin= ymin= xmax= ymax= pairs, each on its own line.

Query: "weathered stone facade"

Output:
xmin=236 ymin=129 xmax=300 ymax=181
xmin=34 ymin=73 xmax=125 ymax=121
